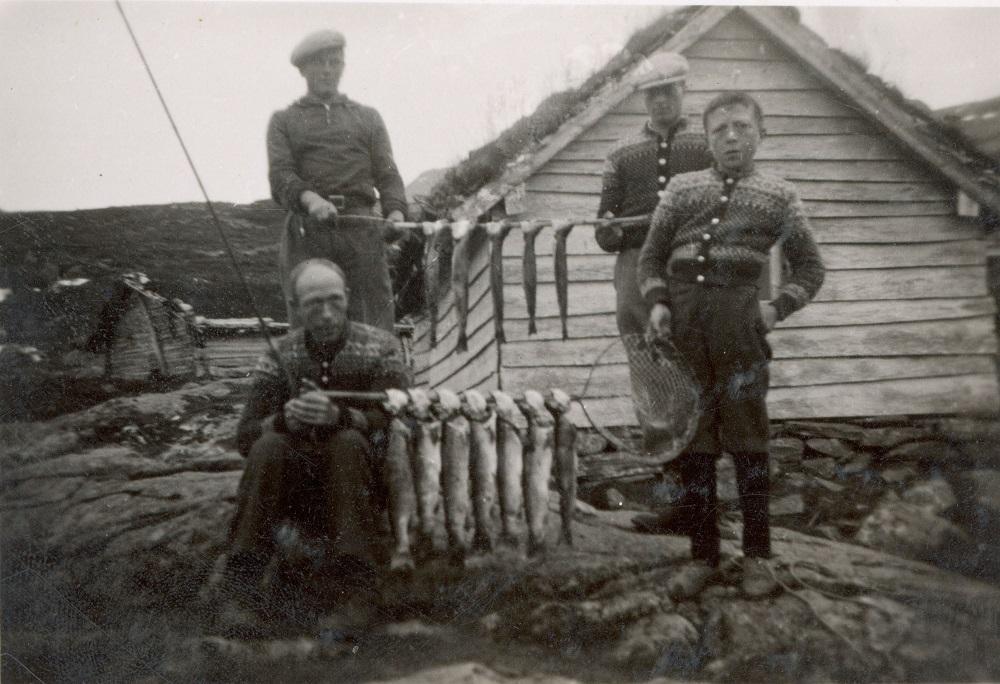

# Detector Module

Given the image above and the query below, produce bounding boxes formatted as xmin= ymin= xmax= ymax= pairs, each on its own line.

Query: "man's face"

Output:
xmin=295 ymin=265 xmax=349 ymax=344
xmin=704 ymin=103 xmax=762 ymax=174
xmin=300 ymin=48 xmax=345 ymax=99
xmin=643 ymin=83 xmax=684 ymax=129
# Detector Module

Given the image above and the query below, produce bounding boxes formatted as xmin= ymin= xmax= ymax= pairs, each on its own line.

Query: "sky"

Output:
xmin=2 ymin=1 xmax=1000 ymax=212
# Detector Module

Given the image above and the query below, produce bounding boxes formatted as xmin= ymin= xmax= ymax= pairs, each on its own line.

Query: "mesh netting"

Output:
xmin=621 ymin=331 xmax=701 ymax=464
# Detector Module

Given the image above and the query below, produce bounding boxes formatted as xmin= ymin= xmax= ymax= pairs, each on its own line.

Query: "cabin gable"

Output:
xmin=415 ymin=8 xmax=1000 ymax=423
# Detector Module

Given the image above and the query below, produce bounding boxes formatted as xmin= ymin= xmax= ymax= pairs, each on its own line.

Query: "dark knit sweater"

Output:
xmin=236 ymin=322 xmax=411 ymax=457
xmin=267 ymin=93 xmax=408 ymax=217
xmin=637 ymin=166 xmax=825 ymax=321
xmin=596 ymin=119 xmax=713 ymax=251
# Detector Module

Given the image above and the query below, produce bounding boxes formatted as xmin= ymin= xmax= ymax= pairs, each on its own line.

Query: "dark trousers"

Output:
xmin=679 ymin=451 xmax=771 ymax=566
xmin=669 ymin=281 xmax=771 ymax=455
xmin=227 ymin=428 xmax=381 ymax=582
xmin=279 ymin=209 xmax=395 ymax=332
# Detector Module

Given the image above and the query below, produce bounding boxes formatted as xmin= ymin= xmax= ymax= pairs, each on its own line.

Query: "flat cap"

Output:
xmin=635 ymin=52 xmax=689 ymax=91
xmin=290 ymin=30 xmax=346 ymax=68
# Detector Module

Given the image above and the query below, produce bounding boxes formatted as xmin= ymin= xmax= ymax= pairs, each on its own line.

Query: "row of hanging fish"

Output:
xmin=381 ymin=386 xmax=577 ymax=571
xmin=416 ymin=216 xmax=647 ymax=351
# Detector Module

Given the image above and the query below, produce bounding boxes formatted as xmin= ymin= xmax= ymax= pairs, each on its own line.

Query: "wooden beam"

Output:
xmin=685 ymin=57 xmax=825 ymax=91
xmin=556 ymin=372 xmax=999 ymax=425
xmin=527 ymin=174 xmax=951 ymax=202
xmin=768 ymin=374 xmax=1000 ymax=418
xmin=500 ymin=315 xmax=997 ymax=367
xmin=809 ymin=216 xmax=983 ymax=243
xmin=501 ymin=297 xmax=997 ymax=339
xmin=558 ymin=134 xmax=909 ymax=162
xmin=503 ymin=355 xmax=997 ymax=396
xmin=502 ymin=259 xmax=988 ymax=300
xmin=541 ymin=158 xmax=944 ymax=184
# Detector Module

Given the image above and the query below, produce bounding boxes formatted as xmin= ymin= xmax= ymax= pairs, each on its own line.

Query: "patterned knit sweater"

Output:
xmin=596 ymin=119 xmax=713 ymax=252
xmin=637 ymin=166 xmax=825 ymax=321
xmin=236 ymin=322 xmax=411 ymax=456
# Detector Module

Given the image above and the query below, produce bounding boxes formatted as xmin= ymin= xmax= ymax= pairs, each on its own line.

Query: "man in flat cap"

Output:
xmin=268 ymin=29 xmax=408 ymax=332
xmin=594 ymin=52 xmax=712 ymax=534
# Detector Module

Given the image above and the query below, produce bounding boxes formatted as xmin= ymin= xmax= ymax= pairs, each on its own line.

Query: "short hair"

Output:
xmin=702 ymin=91 xmax=765 ymax=132
xmin=287 ymin=258 xmax=347 ymax=305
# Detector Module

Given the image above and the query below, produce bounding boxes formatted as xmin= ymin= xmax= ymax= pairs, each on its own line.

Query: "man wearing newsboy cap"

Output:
xmin=268 ymin=29 xmax=408 ymax=332
xmin=594 ymin=52 xmax=713 ymax=535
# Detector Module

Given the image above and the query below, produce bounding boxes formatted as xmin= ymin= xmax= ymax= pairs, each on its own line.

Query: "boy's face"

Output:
xmin=704 ymin=103 xmax=762 ymax=175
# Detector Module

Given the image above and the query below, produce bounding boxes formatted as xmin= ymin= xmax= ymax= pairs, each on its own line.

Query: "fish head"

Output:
xmin=490 ymin=390 xmax=517 ymax=418
xmin=383 ymin=388 xmax=410 ymax=416
xmin=406 ymin=388 xmax=433 ymax=419
xmin=520 ymin=220 xmax=544 ymax=238
xmin=545 ymin=388 xmax=572 ymax=414
xmin=433 ymin=387 xmax=462 ymax=419
xmin=519 ymin=390 xmax=554 ymax=425
xmin=451 ymin=219 xmax=472 ymax=240
xmin=461 ymin=389 xmax=491 ymax=421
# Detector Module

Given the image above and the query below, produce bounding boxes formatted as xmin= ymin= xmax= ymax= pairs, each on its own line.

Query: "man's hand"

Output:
xmin=595 ymin=210 xmax=624 ymax=253
xmin=386 ymin=209 xmax=405 ymax=224
xmin=602 ymin=210 xmax=623 ymax=243
xmin=649 ymin=303 xmax=672 ymax=338
xmin=284 ymin=391 xmax=341 ymax=429
xmin=300 ymin=190 xmax=338 ymax=222
xmin=759 ymin=301 xmax=778 ymax=332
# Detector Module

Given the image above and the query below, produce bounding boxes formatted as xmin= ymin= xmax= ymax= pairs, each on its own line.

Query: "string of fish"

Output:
xmin=380 ymin=386 xmax=577 ymax=571
xmin=421 ymin=215 xmax=650 ymax=351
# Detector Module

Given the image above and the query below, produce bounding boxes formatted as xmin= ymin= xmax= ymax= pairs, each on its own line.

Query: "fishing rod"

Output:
xmin=115 ymin=1 xmax=295 ymax=392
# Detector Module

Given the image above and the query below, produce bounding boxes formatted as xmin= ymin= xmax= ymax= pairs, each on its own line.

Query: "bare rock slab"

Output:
xmin=901 ymin=478 xmax=958 ymax=515
xmin=856 ymin=495 xmax=974 ymax=564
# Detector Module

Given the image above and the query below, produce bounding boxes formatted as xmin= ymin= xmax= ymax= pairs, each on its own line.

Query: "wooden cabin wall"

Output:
xmin=499 ymin=11 xmax=998 ymax=424
xmin=412 ymin=228 xmax=499 ymax=395
xmin=203 ymin=336 xmax=268 ymax=375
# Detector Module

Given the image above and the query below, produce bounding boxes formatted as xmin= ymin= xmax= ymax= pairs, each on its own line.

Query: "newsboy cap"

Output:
xmin=290 ymin=30 xmax=346 ymax=68
xmin=635 ymin=52 xmax=689 ymax=91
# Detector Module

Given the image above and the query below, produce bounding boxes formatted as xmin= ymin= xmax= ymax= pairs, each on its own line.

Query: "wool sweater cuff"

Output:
xmin=770 ymin=293 xmax=797 ymax=322
xmin=644 ymin=286 xmax=671 ymax=308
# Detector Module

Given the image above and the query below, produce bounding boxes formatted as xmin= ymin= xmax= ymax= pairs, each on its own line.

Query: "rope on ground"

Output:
xmin=764 ymin=561 xmax=882 ymax=668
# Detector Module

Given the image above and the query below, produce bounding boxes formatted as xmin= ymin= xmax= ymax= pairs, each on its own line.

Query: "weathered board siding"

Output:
xmin=412 ymin=229 xmax=500 ymax=395
xmin=491 ymin=11 xmax=1000 ymax=422
xmin=107 ymin=293 xmax=196 ymax=381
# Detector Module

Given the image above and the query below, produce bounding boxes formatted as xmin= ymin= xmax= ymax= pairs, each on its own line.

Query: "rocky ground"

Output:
xmin=3 ymin=378 xmax=1000 ymax=683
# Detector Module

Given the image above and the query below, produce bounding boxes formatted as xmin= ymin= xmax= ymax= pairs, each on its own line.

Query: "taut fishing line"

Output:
xmin=115 ymin=1 xmax=294 ymax=392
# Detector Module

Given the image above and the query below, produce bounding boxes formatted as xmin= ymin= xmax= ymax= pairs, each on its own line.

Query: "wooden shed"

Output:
xmin=412 ymin=6 xmax=1000 ymax=425
xmin=89 ymin=273 xmax=198 ymax=382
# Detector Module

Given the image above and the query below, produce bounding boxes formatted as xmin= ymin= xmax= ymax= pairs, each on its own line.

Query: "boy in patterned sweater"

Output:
xmin=638 ymin=91 xmax=825 ymax=599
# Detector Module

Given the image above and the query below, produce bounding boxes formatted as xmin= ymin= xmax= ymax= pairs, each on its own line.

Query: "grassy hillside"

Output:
xmin=1 ymin=201 xmax=287 ymax=319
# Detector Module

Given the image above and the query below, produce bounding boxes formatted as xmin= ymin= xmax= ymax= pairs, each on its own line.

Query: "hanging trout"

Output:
xmin=450 ymin=219 xmax=474 ymax=353
xmin=486 ymin=221 xmax=514 ymax=344
xmin=552 ymin=220 xmax=575 ymax=341
xmin=491 ymin=390 xmax=524 ymax=547
xmin=462 ymin=389 xmax=497 ymax=553
xmin=422 ymin=220 xmax=447 ymax=348
xmin=545 ymin=388 xmax=577 ymax=547
xmin=382 ymin=388 xmax=417 ymax=571
xmin=407 ymin=387 xmax=442 ymax=559
xmin=517 ymin=389 xmax=555 ymax=557
xmin=521 ymin=220 xmax=544 ymax=335
xmin=436 ymin=388 xmax=471 ymax=566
